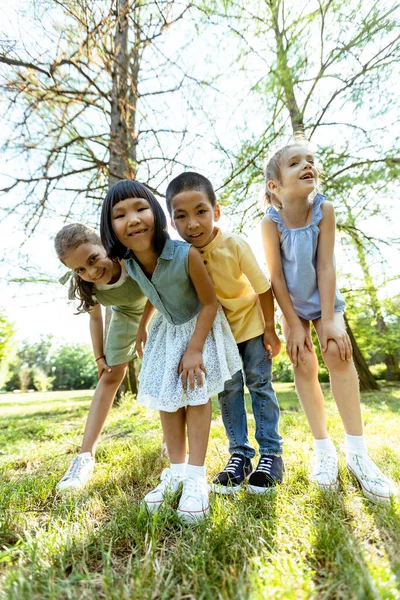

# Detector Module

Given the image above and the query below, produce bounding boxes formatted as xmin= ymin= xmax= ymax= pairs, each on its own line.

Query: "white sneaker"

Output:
xmin=347 ymin=454 xmax=399 ymax=505
xmin=56 ymin=452 xmax=95 ymax=492
xmin=310 ymin=452 xmax=339 ymax=490
xmin=177 ymin=477 xmax=210 ymax=523
xmin=143 ymin=468 xmax=183 ymax=513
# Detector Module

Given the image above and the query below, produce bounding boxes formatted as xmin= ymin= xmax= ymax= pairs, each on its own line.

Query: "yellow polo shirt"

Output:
xmin=198 ymin=228 xmax=270 ymax=343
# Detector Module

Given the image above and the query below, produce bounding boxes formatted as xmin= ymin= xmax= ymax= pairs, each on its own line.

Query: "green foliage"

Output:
xmin=51 ymin=343 xmax=97 ymax=390
xmin=32 ymin=367 xmax=54 ymax=393
xmin=0 ymin=310 xmax=17 ymax=389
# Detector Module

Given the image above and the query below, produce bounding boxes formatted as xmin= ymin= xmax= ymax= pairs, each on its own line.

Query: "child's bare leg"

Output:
xmin=186 ymin=400 xmax=212 ymax=466
xmin=80 ymin=362 xmax=128 ymax=455
xmin=281 ymin=316 xmax=328 ymax=439
xmin=313 ymin=313 xmax=362 ymax=436
xmin=159 ymin=408 xmax=186 ymax=464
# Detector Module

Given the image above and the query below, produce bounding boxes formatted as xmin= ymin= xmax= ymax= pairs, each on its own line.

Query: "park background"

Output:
xmin=0 ymin=1 xmax=399 ymax=599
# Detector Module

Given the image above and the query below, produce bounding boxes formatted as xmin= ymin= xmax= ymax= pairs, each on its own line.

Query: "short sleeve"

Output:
xmin=265 ymin=205 xmax=286 ymax=233
xmin=237 ymin=238 xmax=271 ymax=294
xmin=312 ymin=193 xmax=326 ymax=225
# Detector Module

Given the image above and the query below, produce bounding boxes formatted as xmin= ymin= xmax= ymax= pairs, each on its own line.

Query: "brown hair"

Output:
xmin=54 ymin=223 xmax=103 ymax=314
xmin=264 ymin=139 xmax=319 ymax=209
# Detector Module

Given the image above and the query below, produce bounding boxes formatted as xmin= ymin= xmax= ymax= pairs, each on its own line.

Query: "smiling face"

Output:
xmin=170 ymin=190 xmax=220 ymax=248
xmin=63 ymin=242 xmax=118 ymax=285
xmin=111 ymin=197 xmax=155 ymax=253
xmin=268 ymin=145 xmax=318 ymax=202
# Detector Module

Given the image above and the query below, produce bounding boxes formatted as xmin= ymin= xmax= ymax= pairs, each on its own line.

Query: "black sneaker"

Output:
xmin=248 ymin=455 xmax=284 ymax=495
xmin=211 ymin=454 xmax=253 ymax=495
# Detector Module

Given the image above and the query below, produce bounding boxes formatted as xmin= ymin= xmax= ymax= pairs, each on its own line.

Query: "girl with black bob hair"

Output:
xmin=100 ymin=179 xmax=168 ymax=261
xmin=99 ymin=178 xmax=241 ymax=523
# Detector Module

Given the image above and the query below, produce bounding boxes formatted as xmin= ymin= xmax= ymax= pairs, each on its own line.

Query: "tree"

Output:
xmin=51 ymin=343 xmax=98 ymax=390
xmin=0 ymin=311 xmax=17 ymax=389
xmin=0 ymin=0 xmax=199 ymax=392
xmin=205 ymin=0 xmax=400 ymax=389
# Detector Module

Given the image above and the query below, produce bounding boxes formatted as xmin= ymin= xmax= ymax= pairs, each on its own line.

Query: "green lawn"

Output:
xmin=0 ymin=384 xmax=399 ymax=599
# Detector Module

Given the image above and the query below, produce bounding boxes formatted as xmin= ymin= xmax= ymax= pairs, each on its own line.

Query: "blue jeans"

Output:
xmin=218 ymin=334 xmax=283 ymax=459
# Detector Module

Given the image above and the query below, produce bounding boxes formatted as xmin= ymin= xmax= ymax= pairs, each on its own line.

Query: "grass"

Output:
xmin=0 ymin=383 xmax=399 ymax=599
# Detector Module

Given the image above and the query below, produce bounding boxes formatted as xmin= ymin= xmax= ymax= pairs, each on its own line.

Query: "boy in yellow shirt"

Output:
xmin=166 ymin=172 xmax=284 ymax=494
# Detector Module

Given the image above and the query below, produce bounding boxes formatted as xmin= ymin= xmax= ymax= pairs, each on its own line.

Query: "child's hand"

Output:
xmin=263 ymin=326 xmax=281 ymax=358
xmin=135 ymin=326 xmax=148 ymax=359
xmin=320 ymin=321 xmax=352 ymax=361
xmin=97 ymin=357 xmax=112 ymax=379
xmin=178 ymin=349 xmax=207 ymax=391
xmin=286 ymin=325 xmax=314 ymax=367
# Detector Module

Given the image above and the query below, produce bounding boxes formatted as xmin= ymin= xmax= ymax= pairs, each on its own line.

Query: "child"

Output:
xmin=261 ymin=142 xmax=398 ymax=505
xmin=165 ymin=172 xmax=284 ymax=495
xmin=100 ymin=180 xmax=241 ymax=522
xmin=54 ymin=223 xmax=146 ymax=491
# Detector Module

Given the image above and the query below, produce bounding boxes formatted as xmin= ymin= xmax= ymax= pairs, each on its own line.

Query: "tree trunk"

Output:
xmin=108 ymin=0 xmax=139 ymax=397
xmin=344 ymin=314 xmax=379 ymax=391
xmin=347 ymin=216 xmax=400 ymax=381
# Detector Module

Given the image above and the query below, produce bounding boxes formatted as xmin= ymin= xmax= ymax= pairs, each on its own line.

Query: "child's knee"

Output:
xmin=294 ymin=352 xmax=318 ymax=378
xmin=101 ymin=365 xmax=126 ymax=386
xmin=323 ymin=341 xmax=346 ymax=370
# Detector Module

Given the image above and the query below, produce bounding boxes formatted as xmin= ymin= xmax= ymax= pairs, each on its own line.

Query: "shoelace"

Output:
xmin=182 ymin=477 xmax=208 ymax=498
xmin=256 ymin=456 xmax=273 ymax=475
xmin=315 ymin=453 xmax=337 ymax=477
xmin=224 ymin=457 xmax=243 ymax=474
xmin=64 ymin=456 xmax=87 ymax=480
xmin=351 ymin=455 xmax=389 ymax=485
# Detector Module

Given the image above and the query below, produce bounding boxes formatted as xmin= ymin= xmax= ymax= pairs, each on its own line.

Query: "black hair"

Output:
xmin=165 ymin=172 xmax=217 ymax=215
xmin=100 ymin=179 xmax=169 ymax=259
xmin=54 ymin=222 xmax=102 ymax=314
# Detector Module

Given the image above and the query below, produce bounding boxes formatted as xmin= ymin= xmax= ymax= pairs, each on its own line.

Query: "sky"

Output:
xmin=0 ymin=1 xmax=399 ymax=348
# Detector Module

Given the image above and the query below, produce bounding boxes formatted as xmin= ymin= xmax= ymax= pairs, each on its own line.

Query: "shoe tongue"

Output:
xmin=79 ymin=452 xmax=92 ymax=460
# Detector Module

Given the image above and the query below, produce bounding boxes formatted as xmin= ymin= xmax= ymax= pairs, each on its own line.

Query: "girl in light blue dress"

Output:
xmin=262 ymin=142 xmax=398 ymax=505
xmin=100 ymin=180 xmax=241 ymax=522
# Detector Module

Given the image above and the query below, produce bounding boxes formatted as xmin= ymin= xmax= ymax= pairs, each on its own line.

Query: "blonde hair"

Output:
xmin=264 ymin=139 xmax=318 ymax=209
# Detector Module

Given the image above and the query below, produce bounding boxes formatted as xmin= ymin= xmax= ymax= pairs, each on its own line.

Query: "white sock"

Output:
xmin=186 ymin=463 xmax=206 ymax=481
xmin=170 ymin=462 xmax=186 ymax=475
xmin=314 ymin=437 xmax=337 ymax=456
xmin=345 ymin=434 xmax=367 ymax=461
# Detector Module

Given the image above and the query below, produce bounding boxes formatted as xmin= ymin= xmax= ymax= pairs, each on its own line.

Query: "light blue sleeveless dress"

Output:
xmin=124 ymin=238 xmax=241 ymax=412
xmin=266 ymin=193 xmax=345 ymax=321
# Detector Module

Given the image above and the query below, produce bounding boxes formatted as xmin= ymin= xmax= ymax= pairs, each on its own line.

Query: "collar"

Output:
xmin=159 ymin=236 xmax=174 ymax=260
xmin=199 ymin=227 xmax=222 ymax=255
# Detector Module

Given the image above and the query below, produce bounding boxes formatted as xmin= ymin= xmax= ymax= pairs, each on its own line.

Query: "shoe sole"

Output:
xmin=210 ymin=482 xmax=243 ymax=495
xmin=347 ymin=466 xmax=395 ymax=506
xmin=177 ymin=505 xmax=210 ymax=523
xmin=311 ymin=479 xmax=339 ymax=492
xmin=247 ymin=484 xmax=277 ymax=495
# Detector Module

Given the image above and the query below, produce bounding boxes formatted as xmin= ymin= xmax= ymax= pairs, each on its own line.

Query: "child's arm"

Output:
xmin=237 ymin=240 xmax=281 ymax=358
xmin=136 ymin=300 xmax=156 ymax=359
xmin=317 ymin=202 xmax=352 ymax=360
xmin=89 ymin=303 xmax=112 ymax=378
xmin=179 ymin=246 xmax=218 ymax=391
xmin=261 ymin=215 xmax=314 ymax=366
xmin=258 ymin=290 xmax=281 ymax=358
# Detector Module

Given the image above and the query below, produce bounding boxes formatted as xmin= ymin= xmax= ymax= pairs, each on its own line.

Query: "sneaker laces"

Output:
xmin=350 ymin=455 xmax=390 ymax=486
xmin=224 ymin=456 xmax=243 ymax=474
xmin=314 ymin=453 xmax=338 ymax=478
xmin=256 ymin=456 xmax=273 ymax=475
xmin=182 ymin=477 xmax=208 ymax=498
xmin=63 ymin=455 xmax=89 ymax=481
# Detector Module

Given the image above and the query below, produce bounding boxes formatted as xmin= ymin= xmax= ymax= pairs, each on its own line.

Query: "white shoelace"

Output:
xmin=63 ymin=456 xmax=89 ymax=481
xmin=349 ymin=455 xmax=389 ymax=485
xmin=182 ymin=477 xmax=208 ymax=498
xmin=256 ymin=456 xmax=273 ymax=475
xmin=314 ymin=453 xmax=338 ymax=477
xmin=224 ymin=457 xmax=243 ymax=474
